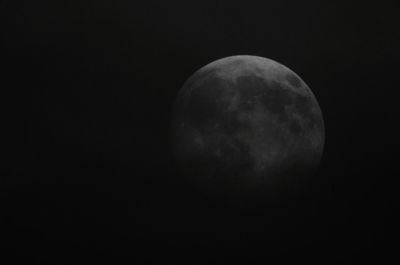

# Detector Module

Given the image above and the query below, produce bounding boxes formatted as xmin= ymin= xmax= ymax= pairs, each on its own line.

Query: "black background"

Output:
xmin=0 ymin=0 xmax=397 ymax=264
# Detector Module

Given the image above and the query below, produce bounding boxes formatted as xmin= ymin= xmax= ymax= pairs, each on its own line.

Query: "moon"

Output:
xmin=171 ymin=55 xmax=324 ymax=201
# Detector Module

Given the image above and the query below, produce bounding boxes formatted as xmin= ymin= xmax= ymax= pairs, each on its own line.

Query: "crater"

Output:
xmin=286 ymin=73 xmax=302 ymax=88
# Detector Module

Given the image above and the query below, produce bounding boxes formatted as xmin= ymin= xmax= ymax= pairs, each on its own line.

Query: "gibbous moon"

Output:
xmin=171 ymin=55 xmax=324 ymax=200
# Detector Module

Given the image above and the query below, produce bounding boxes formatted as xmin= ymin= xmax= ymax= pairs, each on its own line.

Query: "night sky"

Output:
xmin=0 ymin=0 xmax=397 ymax=264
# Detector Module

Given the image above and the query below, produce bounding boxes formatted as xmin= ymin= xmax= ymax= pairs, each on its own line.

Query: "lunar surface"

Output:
xmin=172 ymin=55 xmax=324 ymax=200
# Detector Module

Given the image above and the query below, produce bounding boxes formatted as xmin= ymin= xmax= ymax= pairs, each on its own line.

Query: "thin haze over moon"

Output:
xmin=172 ymin=55 xmax=324 ymax=200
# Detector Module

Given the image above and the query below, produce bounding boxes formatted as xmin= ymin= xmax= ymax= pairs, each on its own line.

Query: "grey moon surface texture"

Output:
xmin=172 ymin=55 xmax=324 ymax=199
